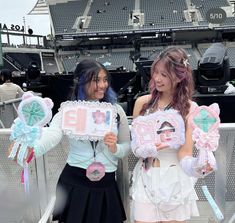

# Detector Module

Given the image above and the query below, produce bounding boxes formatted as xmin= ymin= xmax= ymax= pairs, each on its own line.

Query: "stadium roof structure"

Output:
xmin=28 ymin=0 xmax=49 ymax=15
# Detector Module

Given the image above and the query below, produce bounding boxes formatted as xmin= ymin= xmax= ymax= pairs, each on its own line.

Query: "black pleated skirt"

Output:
xmin=52 ymin=164 xmax=126 ymax=223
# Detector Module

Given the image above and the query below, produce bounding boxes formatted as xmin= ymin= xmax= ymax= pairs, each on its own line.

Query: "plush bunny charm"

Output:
xmin=9 ymin=92 xmax=53 ymax=167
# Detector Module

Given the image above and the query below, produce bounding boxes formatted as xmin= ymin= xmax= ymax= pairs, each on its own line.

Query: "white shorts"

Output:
xmin=131 ymin=149 xmax=199 ymax=222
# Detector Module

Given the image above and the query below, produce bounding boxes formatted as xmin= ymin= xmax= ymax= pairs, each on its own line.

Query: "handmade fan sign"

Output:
xmin=60 ymin=100 xmax=117 ymax=141
xmin=9 ymin=92 xmax=54 ymax=167
xmin=131 ymin=109 xmax=185 ymax=158
xmin=189 ymin=103 xmax=220 ymax=175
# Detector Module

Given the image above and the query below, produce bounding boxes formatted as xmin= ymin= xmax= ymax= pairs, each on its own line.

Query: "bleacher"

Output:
xmin=87 ymin=0 xmax=135 ymax=32
xmin=2 ymin=0 xmax=235 ymax=75
xmin=49 ymin=0 xmax=88 ymax=34
xmin=58 ymin=43 xmax=235 ymax=73
xmin=141 ymin=0 xmax=192 ymax=29
xmin=61 ymin=55 xmax=79 ymax=72
xmin=191 ymin=0 xmax=230 ymax=23
xmin=47 ymin=0 xmax=235 ymax=37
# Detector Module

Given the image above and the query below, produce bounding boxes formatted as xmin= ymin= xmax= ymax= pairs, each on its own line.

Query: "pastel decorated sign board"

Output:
xmin=60 ymin=100 xmax=117 ymax=141
xmin=131 ymin=109 xmax=185 ymax=153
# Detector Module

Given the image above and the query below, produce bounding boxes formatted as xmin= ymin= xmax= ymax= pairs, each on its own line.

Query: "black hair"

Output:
xmin=71 ymin=58 xmax=117 ymax=104
xmin=0 ymin=69 xmax=12 ymax=82
xmin=157 ymin=121 xmax=175 ymax=134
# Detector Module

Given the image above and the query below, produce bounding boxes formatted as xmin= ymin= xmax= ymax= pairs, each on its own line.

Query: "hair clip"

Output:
xmin=183 ymin=59 xmax=189 ymax=67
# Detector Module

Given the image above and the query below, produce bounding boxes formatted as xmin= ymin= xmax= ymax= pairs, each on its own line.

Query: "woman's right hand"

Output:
xmin=194 ymin=161 xmax=214 ymax=177
xmin=8 ymin=142 xmax=34 ymax=164
xmin=8 ymin=142 xmax=17 ymax=161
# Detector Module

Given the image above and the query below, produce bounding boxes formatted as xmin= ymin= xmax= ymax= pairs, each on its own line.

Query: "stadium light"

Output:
xmin=197 ymin=43 xmax=230 ymax=94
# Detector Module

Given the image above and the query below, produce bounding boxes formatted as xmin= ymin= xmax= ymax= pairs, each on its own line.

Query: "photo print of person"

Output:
xmin=157 ymin=121 xmax=176 ymax=144
xmin=92 ymin=109 xmax=111 ymax=133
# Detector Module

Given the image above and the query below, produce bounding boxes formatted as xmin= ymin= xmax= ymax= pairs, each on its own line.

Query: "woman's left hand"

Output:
xmin=103 ymin=132 xmax=117 ymax=153
xmin=195 ymin=161 xmax=214 ymax=177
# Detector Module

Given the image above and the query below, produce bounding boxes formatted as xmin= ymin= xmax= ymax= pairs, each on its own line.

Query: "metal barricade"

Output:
xmin=0 ymin=129 xmax=40 ymax=223
xmin=0 ymin=98 xmax=21 ymax=128
xmin=127 ymin=123 xmax=235 ymax=223
xmin=1 ymin=124 xmax=235 ymax=223
xmin=0 ymin=93 xmax=42 ymax=128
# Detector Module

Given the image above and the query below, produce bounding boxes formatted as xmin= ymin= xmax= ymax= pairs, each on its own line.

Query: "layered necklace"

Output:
xmin=149 ymin=97 xmax=172 ymax=113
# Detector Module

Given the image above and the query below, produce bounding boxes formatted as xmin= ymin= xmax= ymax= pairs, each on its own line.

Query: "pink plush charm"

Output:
xmin=189 ymin=103 xmax=220 ymax=173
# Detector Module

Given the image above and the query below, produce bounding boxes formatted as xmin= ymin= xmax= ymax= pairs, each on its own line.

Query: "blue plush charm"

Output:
xmin=8 ymin=92 xmax=54 ymax=194
xmin=9 ymin=92 xmax=54 ymax=167
xmin=9 ymin=118 xmax=42 ymax=167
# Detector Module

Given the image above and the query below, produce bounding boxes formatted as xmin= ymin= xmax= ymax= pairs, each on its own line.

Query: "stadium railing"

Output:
xmin=0 ymin=98 xmax=21 ymax=128
xmin=1 ymin=124 xmax=235 ymax=223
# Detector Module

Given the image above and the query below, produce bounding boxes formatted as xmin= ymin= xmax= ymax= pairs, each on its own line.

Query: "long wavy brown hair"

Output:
xmin=140 ymin=46 xmax=194 ymax=121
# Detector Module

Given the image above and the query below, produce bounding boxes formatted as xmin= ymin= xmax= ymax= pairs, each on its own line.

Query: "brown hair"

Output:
xmin=140 ymin=46 xmax=194 ymax=121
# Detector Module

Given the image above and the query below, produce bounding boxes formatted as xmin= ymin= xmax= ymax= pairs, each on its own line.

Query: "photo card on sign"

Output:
xmin=60 ymin=100 xmax=117 ymax=141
